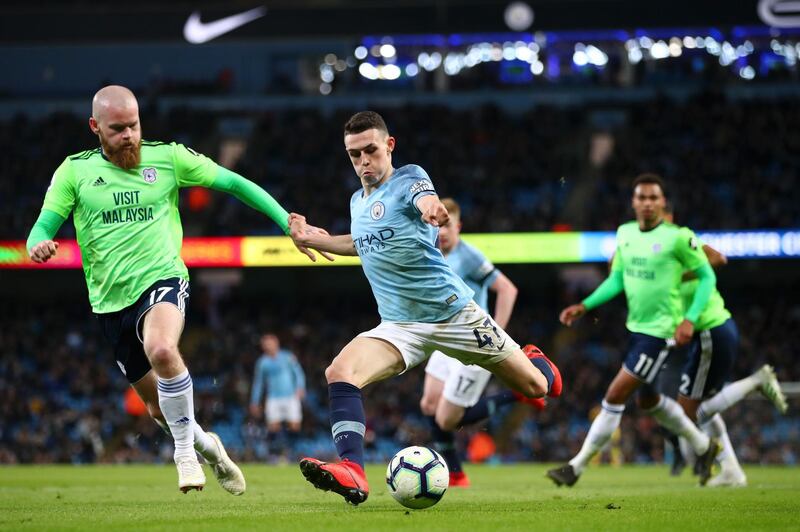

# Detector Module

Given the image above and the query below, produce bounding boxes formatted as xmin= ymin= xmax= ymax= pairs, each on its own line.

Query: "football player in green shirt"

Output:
xmin=662 ymin=204 xmax=787 ymax=487
xmin=547 ymin=174 xmax=721 ymax=487
xmin=26 ymin=85 xmax=328 ymax=494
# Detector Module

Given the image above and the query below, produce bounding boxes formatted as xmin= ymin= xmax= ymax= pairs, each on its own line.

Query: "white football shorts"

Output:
xmin=265 ymin=396 xmax=302 ymax=424
xmin=425 ymin=351 xmax=492 ymax=408
xmin=358 ymin=301 xmax=519 ymax=373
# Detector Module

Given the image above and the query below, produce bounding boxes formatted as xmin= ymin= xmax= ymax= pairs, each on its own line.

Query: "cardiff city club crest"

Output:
xmin=142 ymin=167 xmax=158 ymax=183
xmin=370 ymin=201 xmax=385 ymax=220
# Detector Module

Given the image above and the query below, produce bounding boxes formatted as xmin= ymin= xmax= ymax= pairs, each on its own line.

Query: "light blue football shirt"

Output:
xmin=250 ymin=350 xmax=306 ymax=403
xmin=445 ymin=241 xmax=499 ymax=312
xmin=350 ymin=164 xmax=473 ymax=322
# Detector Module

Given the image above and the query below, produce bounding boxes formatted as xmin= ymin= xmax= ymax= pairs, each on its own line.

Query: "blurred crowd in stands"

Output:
xmin=3 ymin=92 xmax=799 ymax=243
xmin=1 ymin=283 xmax=797 ymax=466
xmin=2 ymin=81 xmax=799 ymax=468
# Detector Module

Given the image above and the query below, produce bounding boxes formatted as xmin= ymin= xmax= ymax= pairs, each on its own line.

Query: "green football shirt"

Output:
xmin=679 ymin=243 xmax=731 ymax=331
xmin=42 ymin=141 xmax=217 ymax=313
xmin=611 ymin=221 xmax=709 ymax=338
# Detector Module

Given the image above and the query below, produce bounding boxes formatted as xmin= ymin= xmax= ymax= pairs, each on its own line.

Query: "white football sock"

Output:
xmin=648 ymin=395 xmax=709 ymax=455
xmin=154 ymin=415 xmax=216 ymax=461
xmin=678 ymin=436 xmax=696 ymax=468
xmin=157 ymin=370 xmax=197 ymax=460
xmin=569 ymin=401 xmax=624 ymax=475
xmin=194 ymin=425 xmax=219 ymax=462
xmin=697 ymin=372 xmax=762 ymax=424
xmin=701 ymin=414 xmax=741 ymax=472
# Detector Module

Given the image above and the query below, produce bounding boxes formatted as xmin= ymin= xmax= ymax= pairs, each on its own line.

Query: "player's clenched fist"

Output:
xmin=288 ymin=212 xmax=335 ymax=262
xmin=29 ymin=240 xmax=59 ymax=263
xmin=673 ymin=319 xmax=694 ymax=346
xmin=559 ymin=303 xmax=586 ymax=326
xmin=421 ymin=199 xmax=450 ymax=227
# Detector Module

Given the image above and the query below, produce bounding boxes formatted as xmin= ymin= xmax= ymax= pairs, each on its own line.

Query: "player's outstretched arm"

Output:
xmin=208 ymin=168 xmax=335 ymax=261
xmin=209 ymin=167 xmax=292 ymax=233
xmin=559 ymin=303 xmax=587 ymax=326
xmin=26 ymin=209 xmax=66 ymax=263
xmin=561 ymin=269 xmax=625 ymax=326
xmin=416 ymin=194 xmax=449 ymax=227
xmin=702 ymin=244 xmax=727 ymax=268
xmin=289 ymin=213 xmax=357 ymax=257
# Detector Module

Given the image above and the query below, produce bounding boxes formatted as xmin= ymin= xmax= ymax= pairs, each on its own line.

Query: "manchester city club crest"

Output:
xmin=652 ymin=243 xmax=662 ymax=253
xmin=142 ymin=167 xmax=157 ymax=183
xmin=370 ymin=201 xmax=385 ymax=220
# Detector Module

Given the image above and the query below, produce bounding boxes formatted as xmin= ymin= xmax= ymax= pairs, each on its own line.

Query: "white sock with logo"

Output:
xmin=647 ymin=394 xmax=709 ymax=455
xmin=569 ymin=401 xmax=624 ymax=475
xmin=157 ymin=370 xmax=197 ymax=460
xmin=153 ymin=416 xmax=216 ymax=461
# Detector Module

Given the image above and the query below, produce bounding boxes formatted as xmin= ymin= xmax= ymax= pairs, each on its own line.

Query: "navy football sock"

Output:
xmin=428 ymin=416 xmax=462 ymax=473
xmin=329 ymin=382 xmax=366 ymax=468
xmin=458 ymin=391 xmax=517 ymax=427
xmin=530 ymin=357 xmax=554 ymax=393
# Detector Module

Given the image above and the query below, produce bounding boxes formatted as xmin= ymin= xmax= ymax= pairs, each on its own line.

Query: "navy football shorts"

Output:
xmin=96 ymin=277 xmax=189 ymax=384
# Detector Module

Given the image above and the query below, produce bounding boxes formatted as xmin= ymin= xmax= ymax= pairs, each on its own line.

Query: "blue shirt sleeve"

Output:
xmin=462 ymin=244 xmax=499 ymax=287
xmin=289 ymin=354 xmax=306 ymax=392
xmin=250 ymin=358 xmax=266 ymax=405
xmin=399 ymin=165 xmax=436 ymax=213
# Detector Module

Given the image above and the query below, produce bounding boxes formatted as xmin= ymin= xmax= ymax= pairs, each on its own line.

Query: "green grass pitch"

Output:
xmin=1 ymin=464 xmax=797 ymax=531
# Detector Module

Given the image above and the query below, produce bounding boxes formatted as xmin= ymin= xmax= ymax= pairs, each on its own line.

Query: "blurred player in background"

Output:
xmin=547 ymin=174 xmax=721 ymax=487
xmin=288 ymin=111 xmax=562 ymax=505
xmin=661 ymin=203 xmax=787 ymax=487
xmin=26 ymin=85 xmax=327 ymax=494
xmin=420 ymin=197 xmax=544 ymax=488
xmin=250 ymin=333 xmax=307 ymax=459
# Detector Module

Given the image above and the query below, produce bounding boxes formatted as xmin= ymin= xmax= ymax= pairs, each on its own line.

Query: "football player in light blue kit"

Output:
xmin=420 ymin=197 xmax=544 ymax=488
xmin=289 ymin=111 xmax=562 ymax=505
xmin=249 ymin=333 xmax=306 ymax=457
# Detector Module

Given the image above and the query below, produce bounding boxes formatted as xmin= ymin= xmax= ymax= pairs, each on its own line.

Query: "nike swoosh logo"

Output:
xmin=183 ymin=7 xmax=267 ymax=44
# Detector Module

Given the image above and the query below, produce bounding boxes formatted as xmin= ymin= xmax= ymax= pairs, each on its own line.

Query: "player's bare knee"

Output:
xmin=325 ymin=362 xmax=354 ymax=385
xmin=145 ymin=342 xmax=180 ymax=370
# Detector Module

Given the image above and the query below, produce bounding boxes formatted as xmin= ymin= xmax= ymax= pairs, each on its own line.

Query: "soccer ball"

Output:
xmin=385 ymin=446 xmax=449 ymax=509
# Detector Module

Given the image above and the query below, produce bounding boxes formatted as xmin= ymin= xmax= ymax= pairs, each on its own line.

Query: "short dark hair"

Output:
xmin=344 ymin=111 xmax=389 ymax=136
xmin=632 ymin=173 xmax=667 ymax=196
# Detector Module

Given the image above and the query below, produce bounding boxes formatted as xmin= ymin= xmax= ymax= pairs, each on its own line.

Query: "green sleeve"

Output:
xmin=684 ymin=263 xmax=716 ymax=323
xmin=674 ymin=227 xmax=708 ymax=271
xmin=610 ymin=249 xmax=623 ymax=272
xmin=582 ymin=269 xmax=624 ymax=311
xmin=210 ymin=166 xmax=291 ymax=234
xmin=173 ymin=143 xmax=218 ymax=187
xmin=42 ymin=158 xmax=77 ymax=218
xmin=26 ymin=209 xmax=67 ymax=252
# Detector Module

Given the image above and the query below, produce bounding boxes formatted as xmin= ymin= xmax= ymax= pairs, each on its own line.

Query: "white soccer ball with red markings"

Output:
xmin=385 ymin=446 xmax=449 ymax=509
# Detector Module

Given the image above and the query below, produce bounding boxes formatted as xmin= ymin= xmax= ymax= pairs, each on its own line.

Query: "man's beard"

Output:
xmin=100 ymin=136 xmax=141 ymax=170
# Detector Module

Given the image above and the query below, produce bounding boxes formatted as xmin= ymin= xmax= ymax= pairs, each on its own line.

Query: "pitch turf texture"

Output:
xmin=1 ymin=464 xmax=796 ymax=531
